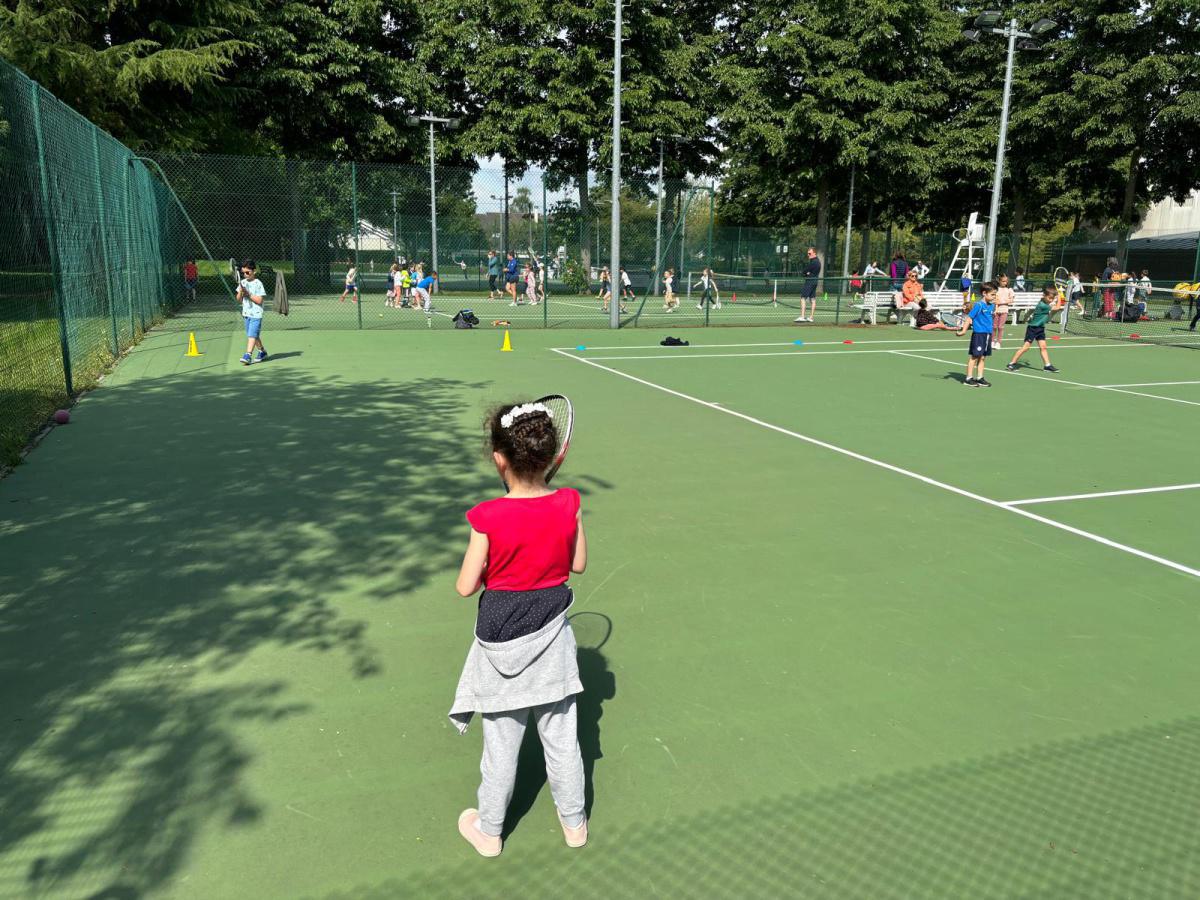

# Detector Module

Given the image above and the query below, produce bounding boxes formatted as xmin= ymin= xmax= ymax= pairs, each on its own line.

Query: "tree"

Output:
xmin=1038 ymin=0 xmax=1200 ymax=264
xmin=0 ymin=0 xmax=255 ymax=150
xmin=716 ymin=0 xmax=961 ymax=282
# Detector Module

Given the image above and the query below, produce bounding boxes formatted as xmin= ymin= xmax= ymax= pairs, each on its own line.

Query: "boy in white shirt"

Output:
xmin=237 ymin=259 xmax=267 ymax=365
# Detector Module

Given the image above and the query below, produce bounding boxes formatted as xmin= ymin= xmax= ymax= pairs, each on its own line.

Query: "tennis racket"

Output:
xmin=537 ymin=393 xmax=573 ymax=483
xmin=230 ymin=257 xmax=241 ymax=302
xmin=939 ymin=308 xmax=966 ymax=330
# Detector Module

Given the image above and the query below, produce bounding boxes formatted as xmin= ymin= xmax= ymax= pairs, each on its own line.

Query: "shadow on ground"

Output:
xmin=0 ymin=367 xmax=499 ymax=897
xmin=321 ymin=715 xmax=1200 ymax=899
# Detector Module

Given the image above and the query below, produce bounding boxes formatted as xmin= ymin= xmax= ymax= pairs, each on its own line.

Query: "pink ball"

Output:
xmin=53 ymin=409 xmax=70 ymax=425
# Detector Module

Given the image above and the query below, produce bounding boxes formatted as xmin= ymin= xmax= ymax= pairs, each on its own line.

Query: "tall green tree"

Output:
xmin=716 ymin=0 xmax=960 ymax=280
xmin=0 ymin=0 xmax=255 ymax=149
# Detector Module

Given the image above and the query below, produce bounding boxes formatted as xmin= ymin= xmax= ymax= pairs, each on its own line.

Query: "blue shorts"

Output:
xmin=800 ymin=279 xmax=818 ymax=299
xmin=969 ymin=332 xmax=992 ymax=358
xmin=345 ymin=282 xmax=357 ymax=291
xmin=184 ymin=279 xmax=197 ymax=290
xmin=245 ymin=316 xmax=263 ymax=338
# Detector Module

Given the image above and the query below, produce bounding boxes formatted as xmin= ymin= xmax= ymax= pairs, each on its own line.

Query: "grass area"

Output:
xmin=1 ymin=321 xmax=1198 ymax=897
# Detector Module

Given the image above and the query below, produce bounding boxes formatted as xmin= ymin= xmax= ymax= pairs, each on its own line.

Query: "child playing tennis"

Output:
xmin=523 ymin=262 xmax=539 ymax=306
xmin=236 ymin=259 xmax=267 ymax=365
xmin=662 ymin=268 xmax=678 ymax=311
xmin=957 ymin=280 xmax=996 ymax=387
xmin=339 ymin=265 xmax=359 ymax=303
xmin=450 ymin=402 xmax=588 ymax=857
xmin=598 ymin=267 xmax=612 ymax=312
xmin=1006 ymin=286 xmax=1063 ymax=373
xmin=386 ymin=263 xmax=399 ymax=308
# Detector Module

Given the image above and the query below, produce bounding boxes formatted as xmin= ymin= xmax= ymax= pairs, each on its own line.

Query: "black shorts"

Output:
xmin=800 ymin=279 xmax=818 ymax=299
xmin=505 ymin=274 xmax=517 ymax=285
xmin=969 ymin=332 xmax=993 ymax=358
xmin=1024 ymin=325 xmax=1046 ymax=343
xmin=488 ymin=274 xmax=497 ymax=290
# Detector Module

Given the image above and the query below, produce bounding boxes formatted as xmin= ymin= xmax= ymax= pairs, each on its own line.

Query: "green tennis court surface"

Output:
xmin=2 ymin=321 xmax=1199 ymax=898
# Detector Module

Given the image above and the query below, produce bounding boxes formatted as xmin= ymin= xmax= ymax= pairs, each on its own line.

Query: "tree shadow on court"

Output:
xmin=0 ymin=368 xmax=511 ymax=897
xmin=320 ymin=715 xmax=1200 ymax=899
xmin=501 ymin=647 xmax=617 ymax=840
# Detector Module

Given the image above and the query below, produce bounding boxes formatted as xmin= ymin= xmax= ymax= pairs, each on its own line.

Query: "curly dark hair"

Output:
xmin=487 ymin=402 xmax=558 ymax=479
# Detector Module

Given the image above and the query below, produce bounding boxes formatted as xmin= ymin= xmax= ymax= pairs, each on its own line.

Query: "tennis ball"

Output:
xmin=53 ymin=409 xmax=70 ymax=425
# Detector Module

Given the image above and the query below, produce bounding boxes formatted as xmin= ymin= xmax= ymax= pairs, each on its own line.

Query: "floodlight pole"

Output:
xmin=411 ymin=114 xmax=456 ymax=291
xmin=609 ymin=0 xmax=622 ymax=329
xmin=653 ymin=138 xmax=664 ymax=296
xmin=983 ymin=19 xmax=1019 ymax=282
xmin=842 ymin=162 xmax=856 ymax=279
xmin=390 ymin=190 xmax=400 ymax=261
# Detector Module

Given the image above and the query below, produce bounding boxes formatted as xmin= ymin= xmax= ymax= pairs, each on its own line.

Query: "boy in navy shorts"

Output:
xmin=1006 ymin=286 xmax=1064 ymax=373
xmin=957 ymin=281 xmax=996 ymax=387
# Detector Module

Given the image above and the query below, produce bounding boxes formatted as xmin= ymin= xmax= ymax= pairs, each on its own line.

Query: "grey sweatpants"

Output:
xmin=477 ymin=695 xmax=585 ymax=836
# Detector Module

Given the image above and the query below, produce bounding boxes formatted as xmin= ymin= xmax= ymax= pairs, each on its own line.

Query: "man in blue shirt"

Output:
xmin=237 ymin=259 xmax=267 ymax=365
xmin=957 ymin=280 xmax=996 ymax=387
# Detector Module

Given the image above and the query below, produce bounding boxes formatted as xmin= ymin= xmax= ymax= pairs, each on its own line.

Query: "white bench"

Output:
xmin=855 ymin=289 xmax=1044 ymax=325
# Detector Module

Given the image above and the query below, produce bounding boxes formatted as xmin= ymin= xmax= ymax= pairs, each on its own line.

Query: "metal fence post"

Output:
xmin=91 ymin=130 xmax=120 ymax=354
xmin=123 ymin=158 xmax=137 ymax=339
xmin=352 ymin=162 xmax=362 ymax=329
xmin=30 ymin=82 xmax=73 ymax=395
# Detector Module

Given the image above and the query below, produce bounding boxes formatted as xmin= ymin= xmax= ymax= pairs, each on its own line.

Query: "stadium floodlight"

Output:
xmin=1017 ymin=39 xmax=1040 ymax=51
xmin=974 ymin=10 xmax=1003 ymax=28
xmin=1029 ymin=18 xmax=1057 ymax=36
xmin=961 ymin=28 xmax=982 ymax=42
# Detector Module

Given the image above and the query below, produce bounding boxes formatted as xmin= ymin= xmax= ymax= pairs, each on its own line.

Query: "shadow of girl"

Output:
xmin=501 ymin=647 xmax=615 ymax=839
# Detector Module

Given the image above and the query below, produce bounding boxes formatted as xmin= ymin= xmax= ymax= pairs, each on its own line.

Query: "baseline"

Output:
xmin=551 ymin=348 xmax=1199 ymax=579
xmin=1003 ymin=483 xmax=1200 ymax=506
xmin=890 ymin=350 xmax=1200 ymax=409
xmin=578 ymin=341 xmax=1167 ymax=363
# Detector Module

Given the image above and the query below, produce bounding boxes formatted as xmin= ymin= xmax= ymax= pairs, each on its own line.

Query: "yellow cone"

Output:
xmin=500 ymin=329 xmax=513 ymax=352
xmin=185 ymin=332 xmax=203 ymax=357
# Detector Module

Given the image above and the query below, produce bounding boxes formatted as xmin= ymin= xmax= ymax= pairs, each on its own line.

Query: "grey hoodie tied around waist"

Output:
xmin=448 ymin=592 xmax=582 ymax=734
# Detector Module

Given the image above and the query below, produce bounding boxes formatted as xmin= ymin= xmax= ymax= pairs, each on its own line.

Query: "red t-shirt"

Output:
xmin=183 ymin=262 xmax=198 ymax=281
xmin=466 ymin=488 xmax=580 ymax=591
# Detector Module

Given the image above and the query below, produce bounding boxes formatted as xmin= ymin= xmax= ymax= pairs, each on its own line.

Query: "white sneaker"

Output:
xmin=715 ymin=303 xmax=722 ymax=309
xmin=697 ymin=303 xmax=703 ymax=309
xmin=793 ymin=316 xmax=805 ymax=323
xmin=509 ymin=302 xmax=517 ymax=306
xmin=807 ymin=316 xmax=814 ymax=322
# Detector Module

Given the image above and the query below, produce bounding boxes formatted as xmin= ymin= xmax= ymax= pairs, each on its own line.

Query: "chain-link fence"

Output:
xmin=6 ymin=57 xmax=1200 ymax=460
xmin=0 ymin=59 xmax=232 ymax=465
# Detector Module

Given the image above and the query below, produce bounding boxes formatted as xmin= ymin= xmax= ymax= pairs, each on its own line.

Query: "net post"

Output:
xmin=30 ymin=81 xmax=73 ymax=396
xmin=91 ymin=130 xmax=120 ymax=355
xmin=352 ymin=162 xmax=362 ymax=330
xmin=705 ymin=288 xmax=710 ymax=326
xmin=687 ymin=273 xmax=691 ymax=307
xmin=835 ymin=287 xmax=841 ymax=324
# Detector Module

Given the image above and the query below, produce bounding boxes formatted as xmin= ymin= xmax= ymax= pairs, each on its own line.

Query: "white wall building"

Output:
xmin=1134 ymin=191 xmax=1200 ymax=237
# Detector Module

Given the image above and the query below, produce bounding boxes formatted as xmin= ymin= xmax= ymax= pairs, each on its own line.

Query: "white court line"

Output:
xmin=581 ymin=341 xmax=1165 ymax=362
xmin=1004 ymin=483 xmax=1200 ymax=506
xmin=1097 ymin=380 xmax=1200 ymax=388
xmin=551 ymin=348 xmax=1200 ymax=579
xmin=890 ymin=350 xmax=1200 ymax=409
xmin=553 ymin=336 xmax=1098 ymax=352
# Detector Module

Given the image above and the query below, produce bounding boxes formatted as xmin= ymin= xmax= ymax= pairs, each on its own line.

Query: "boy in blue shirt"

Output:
xmin=237 ymin=258 xmax=267 ymax=365
xmin=957 ymin=280 xmax=996 ymax=387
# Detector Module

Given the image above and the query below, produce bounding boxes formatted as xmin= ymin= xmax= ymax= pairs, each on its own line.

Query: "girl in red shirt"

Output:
xmin=451 ymin=402 xmax=588 ymax=857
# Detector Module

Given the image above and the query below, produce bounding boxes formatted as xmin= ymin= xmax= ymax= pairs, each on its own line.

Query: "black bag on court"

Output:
xmin=453 ymin=309 xmax=480 ymax=329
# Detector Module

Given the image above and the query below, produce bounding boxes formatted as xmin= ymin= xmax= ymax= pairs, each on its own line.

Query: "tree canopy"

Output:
xmin=3 ymin=0 xmax=1200 ymax=246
